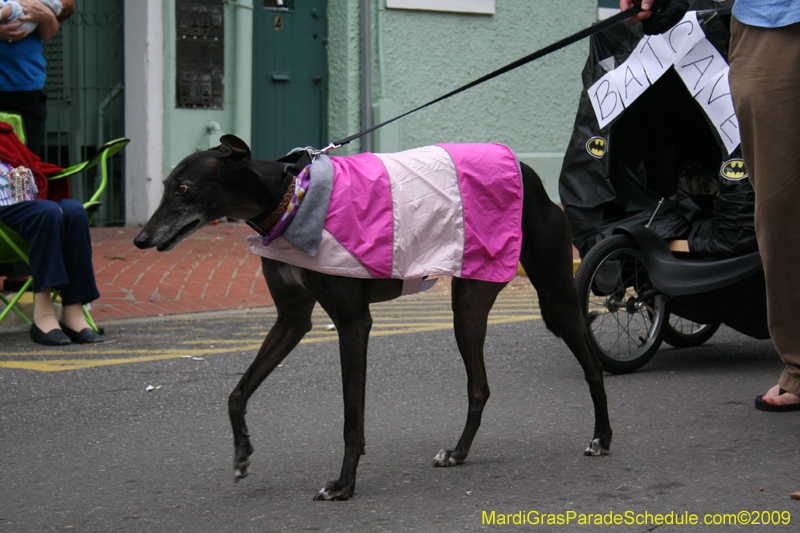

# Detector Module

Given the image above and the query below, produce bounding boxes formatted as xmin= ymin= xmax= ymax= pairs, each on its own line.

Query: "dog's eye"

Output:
xmin=176 ymin=184 xmax=189 ymax=194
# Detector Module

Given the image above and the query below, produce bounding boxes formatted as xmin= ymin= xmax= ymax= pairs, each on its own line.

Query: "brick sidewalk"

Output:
xmin=89 ymin=223 xmax=274 ymax=322
xmin=4 ymin=221 xmax=578 ymax=326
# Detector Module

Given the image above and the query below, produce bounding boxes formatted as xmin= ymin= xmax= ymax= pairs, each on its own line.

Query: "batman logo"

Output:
xmin=720 ymin=158 xmax=748 ymax=181
xmin=586 ymin=136 xmax=606 ymax=159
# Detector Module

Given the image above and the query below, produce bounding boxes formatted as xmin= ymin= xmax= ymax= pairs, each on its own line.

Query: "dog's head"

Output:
xmin=134 ymin=135 xmax=266 ymax=252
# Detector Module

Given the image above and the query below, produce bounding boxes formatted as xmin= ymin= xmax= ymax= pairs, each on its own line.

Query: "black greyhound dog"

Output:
xmin=133 ymin=135 xmax=611 ymax=501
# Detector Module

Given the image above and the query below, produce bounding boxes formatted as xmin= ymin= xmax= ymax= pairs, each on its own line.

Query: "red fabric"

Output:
xmin=0 ymin=121 xmax=68 ymax=201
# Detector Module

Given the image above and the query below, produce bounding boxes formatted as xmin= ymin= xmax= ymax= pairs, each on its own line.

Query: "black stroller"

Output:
xmin=559 ymin=1 xmax=768 ymax=374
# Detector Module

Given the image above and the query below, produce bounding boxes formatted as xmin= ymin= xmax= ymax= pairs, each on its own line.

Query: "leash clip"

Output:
xmin=311 ymin=143 xmax=341 ymax=157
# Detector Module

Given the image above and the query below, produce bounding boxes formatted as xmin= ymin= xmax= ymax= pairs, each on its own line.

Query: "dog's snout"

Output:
xmin=133 ymin=230 xmax=152 ymax=249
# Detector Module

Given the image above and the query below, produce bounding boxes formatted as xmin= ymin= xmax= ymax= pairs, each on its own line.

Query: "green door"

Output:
xmin=252 ymin=0 xmax=328 ymax=160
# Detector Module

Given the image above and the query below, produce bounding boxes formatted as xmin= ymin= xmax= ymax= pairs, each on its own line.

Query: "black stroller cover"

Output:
xmin=559 ymin=0 xmax=756 ymax=259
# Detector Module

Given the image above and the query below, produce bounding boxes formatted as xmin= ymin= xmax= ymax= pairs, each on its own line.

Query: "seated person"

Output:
xmin=0 ymin=120 xmax=103 ymax=345
xmin=0 ymin=0 xmax=73 ymax=35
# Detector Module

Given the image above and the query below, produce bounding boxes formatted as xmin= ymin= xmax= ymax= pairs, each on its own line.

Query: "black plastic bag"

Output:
xmin=558 ymin=0 xmax=756 ymax=258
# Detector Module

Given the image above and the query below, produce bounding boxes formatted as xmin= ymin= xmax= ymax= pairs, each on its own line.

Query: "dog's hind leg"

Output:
xmin=228 ymin=261 xmax=317 ymax=482
xmin=524 ymin=254 xmax=612 ymax=455
xmin=518 ymin=168 xmax=612 ymax=455
xmin=308 ymin=276 xmax=372 ymax=501
xmin=433 ymin=277 xmax=505 ymax=467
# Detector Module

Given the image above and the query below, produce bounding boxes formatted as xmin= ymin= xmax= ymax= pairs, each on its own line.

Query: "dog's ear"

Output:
xmin=219 ymin=134 xmax=251 ymax=161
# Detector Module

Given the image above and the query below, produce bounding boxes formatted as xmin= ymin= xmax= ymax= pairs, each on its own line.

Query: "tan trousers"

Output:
xmin=729 ymin=18 xmax=800 ymax=396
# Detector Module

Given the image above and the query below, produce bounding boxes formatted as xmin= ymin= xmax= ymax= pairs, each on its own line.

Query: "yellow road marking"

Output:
xmin=0 ymin=345 xmax=260 ymax=371
xmin=370 ymin=303 xmax=538 ymax=309
xmin=174 ymin=315 xmax=542 ymax=346
xmin=1 ymin=288 xmax=541 ymax=372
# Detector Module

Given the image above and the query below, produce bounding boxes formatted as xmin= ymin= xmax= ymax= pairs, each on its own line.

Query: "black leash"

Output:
xmin=322 ymin=6 xmax=642 ymax=153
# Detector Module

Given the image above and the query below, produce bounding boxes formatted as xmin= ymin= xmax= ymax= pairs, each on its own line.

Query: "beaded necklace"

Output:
xmin=0 ymin=162 xmax=37 ymax=205
xmin=11 ymin=167 xmax=33 ymax=203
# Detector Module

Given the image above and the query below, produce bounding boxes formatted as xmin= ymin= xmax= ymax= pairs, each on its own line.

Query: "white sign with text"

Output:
xmin=633 ymin=34 xmax=675 ymax=84
xmin=589 ymin=75 xmax=625 ymax=129
xmin=613 ymin=51 xmax=651 ymax=107
xmin=675 ymin=38 xmax=728 ymax=96
xmin=695 ymin=67 xmax=740 ymax=154
xmin=587 ymin=10 xmax=740 ymax=153
xmin=664 ymin=11 xmax=705 ymax=58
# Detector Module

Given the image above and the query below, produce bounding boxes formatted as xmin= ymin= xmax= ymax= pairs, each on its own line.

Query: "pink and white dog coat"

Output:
xmin=248 ymin=143 xmax=523 ymax=293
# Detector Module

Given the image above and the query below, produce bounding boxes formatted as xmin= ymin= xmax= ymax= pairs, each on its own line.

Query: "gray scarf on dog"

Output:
xmin=280 ymin=153 xmax=334 ymax=257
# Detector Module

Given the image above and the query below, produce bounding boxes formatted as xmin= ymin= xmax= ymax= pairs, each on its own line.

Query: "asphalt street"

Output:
xmin=1 ymin=283 xmax=798 ymax=532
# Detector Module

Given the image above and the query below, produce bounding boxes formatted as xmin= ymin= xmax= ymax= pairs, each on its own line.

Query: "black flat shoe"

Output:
xmin=29 ymin=323 xmax=71 ymax=346
xmin=59 ymin=322 xmax=104 ymax=344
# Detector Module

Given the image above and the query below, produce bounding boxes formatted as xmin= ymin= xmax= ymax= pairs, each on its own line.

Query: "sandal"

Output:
xmin=755 ymin=388 xmax=800 ymax=412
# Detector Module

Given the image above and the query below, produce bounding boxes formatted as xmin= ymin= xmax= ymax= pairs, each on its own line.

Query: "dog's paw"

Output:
xmin=583 ymin=438 xmax=609 ymax=456
xmin=233 ymin=459 xmax=251 ymax=483
xmin=432 ymin=449 xmax=461 ymax=467
xmin=232 ymin=443 xmax=254 ymax=483
xmin=313 ymin=481 xmax=354 ymax=501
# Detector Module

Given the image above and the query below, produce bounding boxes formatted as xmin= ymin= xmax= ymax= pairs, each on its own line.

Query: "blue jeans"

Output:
xmin=0 ymin=199 xmax=100 ymax=306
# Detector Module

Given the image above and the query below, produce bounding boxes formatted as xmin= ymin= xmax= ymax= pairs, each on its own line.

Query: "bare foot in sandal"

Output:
xmin=755 ymin=384 xmax=800 ymax=412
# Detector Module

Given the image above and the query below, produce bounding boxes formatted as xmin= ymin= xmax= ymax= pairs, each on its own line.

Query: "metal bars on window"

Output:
xmin=43 ymin=0 xmax=125 ymax=226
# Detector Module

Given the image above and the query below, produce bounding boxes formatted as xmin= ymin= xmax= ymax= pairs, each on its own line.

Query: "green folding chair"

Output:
xmin=0 ymin=112 xmax=130 ymax=329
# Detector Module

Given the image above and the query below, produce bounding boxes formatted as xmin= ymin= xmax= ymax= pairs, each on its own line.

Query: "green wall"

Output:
xmin=161 ymin=0 xmax=246 ymax=179
xmin=327 ymin=1 xmax=364 ymax=153
xmin=373 ymin=1 xmax=595 ymax=151
xmin=158 ymin=0 xmax=596 ymax=200
xmin=329 ymin=0 xmax=597 ymax=199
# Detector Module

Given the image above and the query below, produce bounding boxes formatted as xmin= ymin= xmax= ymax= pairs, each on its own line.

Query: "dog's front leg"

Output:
xmin=229 ymin=265 xmax=317 ymax=482
xmin=312 ymin=280 xmax=372 ymax=501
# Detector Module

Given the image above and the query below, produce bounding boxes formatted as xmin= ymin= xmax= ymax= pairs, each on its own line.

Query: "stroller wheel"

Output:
xmin=575 ymin=234 xmax=668 ymax=374
xmin=663 ymin=316 xmax=721 ymax=348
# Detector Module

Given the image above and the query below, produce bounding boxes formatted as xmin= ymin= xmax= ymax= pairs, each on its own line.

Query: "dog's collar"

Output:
xmin=246 ymin=149 xmax=313 ymax=236
xmin=247 ymin=175 xmax=298 ymax=236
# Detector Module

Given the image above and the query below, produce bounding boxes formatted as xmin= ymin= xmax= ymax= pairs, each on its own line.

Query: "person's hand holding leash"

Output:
xmin=621 ymin=0 xmax=654 ymax=22
xmin=621 ymin=0 xmax=692 ymax=34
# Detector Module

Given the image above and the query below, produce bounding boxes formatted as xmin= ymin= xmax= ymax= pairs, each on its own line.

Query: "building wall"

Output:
xmin=366 ymin=0 xmax=596 ymax=198
xmin=124 ymin=0 xmax=596 ymax=224
xmin=125 ymin=0 xmax=253 ymax=225
xmin=327 ymin=1 xmax=364 ymax=154
xmin=160 ymin=0 xmax=251 ymax=179
xmin=124 ymin=0 xmax=164 ymax=226
xmin=326 ymin=0 xmax=597 ymax=198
